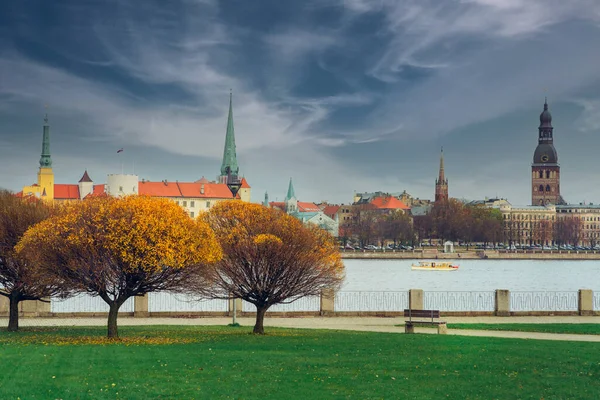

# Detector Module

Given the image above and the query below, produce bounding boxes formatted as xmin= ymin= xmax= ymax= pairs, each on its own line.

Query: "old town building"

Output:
xmin=20 ymin=94 xmax=251 ymax=214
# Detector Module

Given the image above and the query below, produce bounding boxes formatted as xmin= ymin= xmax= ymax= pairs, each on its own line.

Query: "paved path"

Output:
xmin=3 ymin=315 xmax=600 ymax=342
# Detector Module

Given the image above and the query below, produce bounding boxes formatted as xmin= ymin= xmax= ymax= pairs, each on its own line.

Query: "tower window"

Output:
xmin=539 ymin=171 xmax=543 ymax=179
xmin=546 ymin=185 xmax=551 ymax=192
xmin=539 ymin=185 xmax=544 ymax=192
xmin=546 ymin=171 xmax=550 ymax=179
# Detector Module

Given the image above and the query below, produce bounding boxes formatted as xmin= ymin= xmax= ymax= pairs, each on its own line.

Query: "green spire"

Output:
xmin=39 ymin=113 xmax=52 ymax=168
xmin=286 ymin=178 xmax=296 ymax=200
xmin=220 ymin=90 xmax=239 ymax=178
xmin=263 ymin=191 xmax=269 ymax=207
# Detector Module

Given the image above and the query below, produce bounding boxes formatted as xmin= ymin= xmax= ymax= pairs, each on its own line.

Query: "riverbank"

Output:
xmin=341 ymin=250 xmax=600 ymax=260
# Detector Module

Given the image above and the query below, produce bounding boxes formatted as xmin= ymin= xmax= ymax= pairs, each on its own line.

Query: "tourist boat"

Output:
xmin=411 ymin=261 xmax=459 ymax=271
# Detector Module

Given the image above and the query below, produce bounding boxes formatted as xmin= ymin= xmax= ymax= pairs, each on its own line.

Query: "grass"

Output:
xmin=0 ymin=325 xmax=599 ymax=399
xmin=448 ymin=323 xmax=600 ymax=335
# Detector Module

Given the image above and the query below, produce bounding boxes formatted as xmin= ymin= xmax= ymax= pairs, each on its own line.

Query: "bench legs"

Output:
xmin=405 ymin=323 xmax=415 ymax=334
xmin=437 ymin=323 xmax=448 ymax=335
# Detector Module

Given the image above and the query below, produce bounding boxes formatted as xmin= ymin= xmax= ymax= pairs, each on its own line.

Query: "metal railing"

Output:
xmin=334 ymin=291 xmax=409 ymax=312
xmin=148 ymin=292 xmax=228 ymax=312
xmin=242 ymin=296 xmax=320 ymax=313
xmin=51 ymin=294 xmax=134 ymax=313
xmin=44 ymin=290 xmax=595 ymax=314
xmin=510 ymin=291 xmax=578 ymax=312
xmin=424 ymin=291 xmax=495 ymax=312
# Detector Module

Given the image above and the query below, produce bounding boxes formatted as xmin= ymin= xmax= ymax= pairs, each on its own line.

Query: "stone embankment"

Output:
xmin=341 ymin=250 xmax=600 ymax=260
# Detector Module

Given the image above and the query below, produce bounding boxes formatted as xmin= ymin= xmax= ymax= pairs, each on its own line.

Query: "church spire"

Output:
xmin=263 ymin=191 xmax=269 ymax=207
xmin=286 ymin=178 xmax=296 ymax=201
xmin=39 ymin=112 xmax=52 ymax=168
xmin=285 ymin=178 xmax=297 ymax=214
xmin=538 ymin=97 xmax=553 ymax=142
xmin=437 ymin=147 xmax=445 ymax=184
xmin=219 ymin=90 xmax=239 ymax=182
xmin=435 ymin=147 xmax=448 ymax=203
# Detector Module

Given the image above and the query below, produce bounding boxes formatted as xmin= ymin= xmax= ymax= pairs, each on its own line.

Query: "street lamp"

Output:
xmin=225 ymin=166 xmax=242 ymax=325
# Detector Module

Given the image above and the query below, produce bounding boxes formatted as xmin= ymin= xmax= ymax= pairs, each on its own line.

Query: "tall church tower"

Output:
xmin=218 ymin=91 xmax=239 ymax=184
xmin=531 ymin=99 xmax=563 ymax=205
xmin=23 ymin=113 xmax=55 ymax=200
xmin=435 ymin=148 xmax=448 ymax=203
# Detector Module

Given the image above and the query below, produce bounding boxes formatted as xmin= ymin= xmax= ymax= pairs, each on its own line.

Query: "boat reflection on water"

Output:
xmin=411 ymin=261 xmax=459 ymax=271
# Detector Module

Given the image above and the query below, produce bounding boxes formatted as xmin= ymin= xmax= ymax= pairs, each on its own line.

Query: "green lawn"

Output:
xmin=448 ymin=323 xmax=600 ymax=335
xmin=0 ymin=325 xmax=599 ymax=399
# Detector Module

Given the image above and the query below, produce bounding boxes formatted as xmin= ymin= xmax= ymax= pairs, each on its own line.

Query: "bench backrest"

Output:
xmin=404 ymin=309 xmax=440 ymax=319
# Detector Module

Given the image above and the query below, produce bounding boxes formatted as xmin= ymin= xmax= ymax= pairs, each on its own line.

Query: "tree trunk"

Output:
xmin=253 ymin=305 xmax=268 ymax=335
xmin=107 ymin=302 xmax=120 ymax=339
xmin=7 ymin=295 xmax=19 ymax=332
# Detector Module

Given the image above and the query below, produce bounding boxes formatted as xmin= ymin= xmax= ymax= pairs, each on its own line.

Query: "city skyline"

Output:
xmin=2 ymin=1 xmax=600 ymax=205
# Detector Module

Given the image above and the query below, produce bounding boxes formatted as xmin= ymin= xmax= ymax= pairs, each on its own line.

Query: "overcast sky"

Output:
xmin=1 ymin=0 xmax=600 ymax=205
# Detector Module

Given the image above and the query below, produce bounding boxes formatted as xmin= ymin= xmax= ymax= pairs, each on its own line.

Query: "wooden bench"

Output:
xmin=404 ymin=309 xmax=447 ymax=334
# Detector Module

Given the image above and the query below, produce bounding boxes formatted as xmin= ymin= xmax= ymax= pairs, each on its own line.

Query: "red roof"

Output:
xmin=322 ymin=205 xmax=340 ymax=219
xmin=54 ymin=184 xmax=80 ymax=200
xmin=370 ymin=196 xmax=410 ymax=210
xmin=139 ymin=181 xmax=236 ymax=199
xmin=298 ymin=201 xmax=320 ymax=212
xmin=83 ymin=185 xmax=107 ymax=199
xmin=93 ymin=184 xmax=105 ymax=195
xmin=240 ymin=177 xmax=250 ymax=189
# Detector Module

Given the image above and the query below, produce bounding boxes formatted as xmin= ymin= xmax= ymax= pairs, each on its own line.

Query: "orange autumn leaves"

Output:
xmin=18 ymin=196 xmax=221 ymax=273
xmin=17 ymin=197 xmax=342 ymax=278
xmin=203 ymin=201 xmax=343 ymax=276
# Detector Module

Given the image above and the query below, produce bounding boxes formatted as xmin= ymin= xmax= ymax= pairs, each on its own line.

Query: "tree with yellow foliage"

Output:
xmin=200 ymin=201 xmax=344 ymax=334
xmin=18 ymin=196 xmax=221 ymax=338
xmin=0 ymin=190 xmax=64 ymax=332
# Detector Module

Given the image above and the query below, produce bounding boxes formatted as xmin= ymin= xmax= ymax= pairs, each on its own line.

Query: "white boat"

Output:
xmin=411 ymin=261 xmax=459 ymax=271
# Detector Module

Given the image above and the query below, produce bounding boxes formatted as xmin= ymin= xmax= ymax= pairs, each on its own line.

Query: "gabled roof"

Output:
xmin=240 ymin=177 xmax=250 ymax=189
xmin=370 ymin=196 xmax=410 ymax=210
xmin=54 ymin=184 xmax=80 ymax=200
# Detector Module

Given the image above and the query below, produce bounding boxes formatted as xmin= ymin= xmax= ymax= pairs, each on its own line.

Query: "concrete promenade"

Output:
xmin=4 ymin=315 xmax=600 ymax=342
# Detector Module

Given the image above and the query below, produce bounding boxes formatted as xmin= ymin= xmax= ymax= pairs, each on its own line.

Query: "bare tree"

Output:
xmin=200 ymin=201 xmax=344 ymax=334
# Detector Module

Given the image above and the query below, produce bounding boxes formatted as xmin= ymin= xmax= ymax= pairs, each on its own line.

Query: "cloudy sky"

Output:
xmin=1 ymin=0 xmax=600 ymax=205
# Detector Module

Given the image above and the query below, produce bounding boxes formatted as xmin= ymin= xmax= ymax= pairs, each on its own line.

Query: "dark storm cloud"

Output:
xmin=1 ymin=0 xmax=600 ymax=204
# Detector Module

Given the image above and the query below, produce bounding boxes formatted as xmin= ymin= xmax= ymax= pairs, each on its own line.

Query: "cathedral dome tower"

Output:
xmin=531 ymin=99 xmax=563 ymax=205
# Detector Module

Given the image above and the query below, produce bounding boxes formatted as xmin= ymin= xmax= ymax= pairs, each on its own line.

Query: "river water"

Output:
xmin=343 ymin=259 xmax=600 ymax=292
